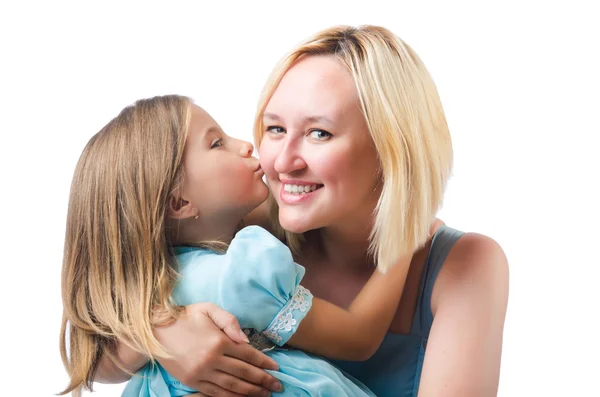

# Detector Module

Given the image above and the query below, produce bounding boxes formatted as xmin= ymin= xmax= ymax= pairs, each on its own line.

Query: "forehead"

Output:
xmin=184 ymin=105 xmax=223 ymax=154
xmin=265 ymin=55 xmax=359 ymax=119
xmin=187 ymin=105 xmax=220 ymax=139
xmin=189 ymin=105 xmax=215 ymax=130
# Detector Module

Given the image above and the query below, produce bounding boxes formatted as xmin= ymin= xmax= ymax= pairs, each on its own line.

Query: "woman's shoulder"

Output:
xmin=443 ymin=231 xmax=508 ymax=279
xmin=431 ymin=226 xmax=509 ymax=316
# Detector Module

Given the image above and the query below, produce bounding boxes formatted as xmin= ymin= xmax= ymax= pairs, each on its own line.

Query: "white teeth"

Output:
xmin=283 ymin=184 xmax=320 ymax=195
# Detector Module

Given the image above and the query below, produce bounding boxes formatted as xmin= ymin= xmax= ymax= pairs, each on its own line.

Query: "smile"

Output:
xmin=283 ymin=183 xmax=322 ymax=195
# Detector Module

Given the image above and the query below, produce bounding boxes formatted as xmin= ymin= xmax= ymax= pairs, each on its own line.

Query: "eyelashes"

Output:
xmin=265 ymin=126 xmax=333 ymax=141
xmin=265 ymin=126 xmax=285 ymax=134
xmin=210 ymin=138 xmax=223 ymax=149
xmin=308 ymin=129 xmax=332 ymax=141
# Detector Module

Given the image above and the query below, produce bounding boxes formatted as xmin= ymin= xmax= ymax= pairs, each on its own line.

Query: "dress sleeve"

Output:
xmin=216 ymin=226 xmax=313 ymax=346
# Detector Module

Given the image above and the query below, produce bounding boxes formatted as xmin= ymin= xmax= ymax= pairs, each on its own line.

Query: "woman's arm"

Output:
xmin=287 ymin=254 xmax=412 ymax=361
xmin=95 ymin=342 xmax=148 ymax=383
xmin=94 ymin=303 xmax=283 ymax=397
xmin=417 ymin=233 xmax=509 ymax=397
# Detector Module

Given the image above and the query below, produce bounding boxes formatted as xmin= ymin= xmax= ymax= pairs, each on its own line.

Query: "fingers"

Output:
xmin=207 ymin=369 xmax=278 ymax=397
xmin=193 ymin=382 xmax=246 ymax=397
xmin=217 ymin=356 xmax=282 ymax=394
xmin=173 ymin=302 xmax=282 ymax=396
xmin=225 ymin=342 xmax=279 ymax=371
xmin=194 ymin=303 xmax=249 ymax=344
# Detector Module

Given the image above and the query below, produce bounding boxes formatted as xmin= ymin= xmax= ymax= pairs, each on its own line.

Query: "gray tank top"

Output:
xmin=333 ymin=224 xmax=465 ymax=397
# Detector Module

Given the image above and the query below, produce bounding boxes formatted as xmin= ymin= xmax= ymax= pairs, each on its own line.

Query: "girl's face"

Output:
xmin=180 ymin=105 xmax=269 ymax=223
xmin=258 ymin=55 xmax=382 ymax=234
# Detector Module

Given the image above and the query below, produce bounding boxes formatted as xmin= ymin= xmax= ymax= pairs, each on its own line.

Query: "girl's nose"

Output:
xmin=239 ymin=140 xmax=254 ymax=157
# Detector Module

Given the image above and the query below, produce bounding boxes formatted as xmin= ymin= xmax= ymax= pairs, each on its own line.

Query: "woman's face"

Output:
xmin=259 ymin=55 xmax=381 ymax=234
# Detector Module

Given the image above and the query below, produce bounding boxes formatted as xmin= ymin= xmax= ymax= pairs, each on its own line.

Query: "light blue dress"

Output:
xmin=122 ymin=226 xmax=375 ymax=397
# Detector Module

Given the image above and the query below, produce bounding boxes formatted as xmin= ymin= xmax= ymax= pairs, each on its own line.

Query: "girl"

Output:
xmin=59 ymin=95 xmax=412 ymax=396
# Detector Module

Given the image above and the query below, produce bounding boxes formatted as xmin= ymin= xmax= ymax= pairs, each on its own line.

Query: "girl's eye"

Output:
xmin=308 ymin=129 xmax=333 ymax=141
xmin=266 ymin=126 xmax=286 ymax=134
xmin=211 ymin=138 xmax=223 ymax=149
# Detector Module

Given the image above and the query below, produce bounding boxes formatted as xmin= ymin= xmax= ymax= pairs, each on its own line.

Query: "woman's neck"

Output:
xmin=302 ymin=189 xmax=382 ymax=270
xmin=305 ymin=217 xmax=376 ymax=272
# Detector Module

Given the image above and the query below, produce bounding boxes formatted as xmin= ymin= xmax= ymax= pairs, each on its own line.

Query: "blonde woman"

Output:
xmin=97 ymin=25 xmax=509 ymax=397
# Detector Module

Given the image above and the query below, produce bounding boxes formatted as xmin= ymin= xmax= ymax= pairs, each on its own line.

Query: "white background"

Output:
xmin=1 ymin=1 xmax=598 ymax=396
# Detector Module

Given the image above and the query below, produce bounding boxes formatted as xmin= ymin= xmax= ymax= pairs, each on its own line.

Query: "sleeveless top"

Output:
xmin=331 ymin=224 xmax=465 ymax=397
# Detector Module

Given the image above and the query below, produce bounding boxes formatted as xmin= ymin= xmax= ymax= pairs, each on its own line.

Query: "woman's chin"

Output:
xmin=279 ymin=211 xmax=317 ymax=234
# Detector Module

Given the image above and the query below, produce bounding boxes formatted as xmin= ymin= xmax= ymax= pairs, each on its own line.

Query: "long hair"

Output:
xmin=254 ymin=25 xmax=453 ymax=272
xmin=59 ymin=95 xmax=192 ymax=395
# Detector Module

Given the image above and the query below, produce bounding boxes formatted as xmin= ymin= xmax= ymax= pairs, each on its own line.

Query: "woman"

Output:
xmin=95 ymin=25 xmax=509 ymax=397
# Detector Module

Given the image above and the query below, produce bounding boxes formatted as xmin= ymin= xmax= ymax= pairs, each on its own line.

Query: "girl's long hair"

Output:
xmin=59 ymin=95 xmax=192 ymax=395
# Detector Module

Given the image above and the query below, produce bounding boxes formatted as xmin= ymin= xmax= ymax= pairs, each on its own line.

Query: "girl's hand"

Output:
xmin=154 ymin=302 xmax=283 ymax=397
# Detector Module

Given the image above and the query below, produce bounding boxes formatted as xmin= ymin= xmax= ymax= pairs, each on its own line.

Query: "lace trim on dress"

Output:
xmin=262 ymin=285 xmax=312 ymax=344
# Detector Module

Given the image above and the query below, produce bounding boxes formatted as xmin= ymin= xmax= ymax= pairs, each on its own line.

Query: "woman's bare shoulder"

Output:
xmin=420 ymin=229 xmax=508 ymax=396
xmin=431 ymin=230 xmax=509 ymax=316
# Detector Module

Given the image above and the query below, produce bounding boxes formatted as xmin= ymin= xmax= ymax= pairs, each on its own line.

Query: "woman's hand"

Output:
xmin=154 ymin=302 xmax=283 ymax=397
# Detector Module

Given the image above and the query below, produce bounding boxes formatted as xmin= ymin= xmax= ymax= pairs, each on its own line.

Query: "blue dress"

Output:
xmin=122 ymin=226 xmax=375 ymax=397
xmin=331 ymin=224 xmax=464 ymax=397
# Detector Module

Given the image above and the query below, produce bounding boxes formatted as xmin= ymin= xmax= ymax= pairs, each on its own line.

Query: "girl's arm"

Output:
xmin=417 ymin=233 xmax=509 ymax=397
xmin=287 ymin=254 xmax=411 ymax=361
xmin=214 ymin=226 xmax=412 ymax=363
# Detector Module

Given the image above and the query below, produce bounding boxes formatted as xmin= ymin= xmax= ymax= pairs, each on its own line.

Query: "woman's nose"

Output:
xmin=274 ymin=141 xmax=307 ymax=174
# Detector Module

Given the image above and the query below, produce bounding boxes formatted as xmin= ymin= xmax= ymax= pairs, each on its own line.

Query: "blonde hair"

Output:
xmin=254 ymin=25 xmax=453 ymax=272
xmin=59 ymin=95 xmax=194 ymax=395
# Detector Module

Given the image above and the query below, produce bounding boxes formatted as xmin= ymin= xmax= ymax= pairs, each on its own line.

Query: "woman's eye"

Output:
xmin=308 ymin=129 xmax=332 ymax=141
xmin=266 ymin=126 xmax=286 ymax=134
xmin=211 ymin=138 xmax=223 ymax=149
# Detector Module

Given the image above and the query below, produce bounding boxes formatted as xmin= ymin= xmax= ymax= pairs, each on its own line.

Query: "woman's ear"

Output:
xmin=167 ymin=188 xmax=199 ymax=220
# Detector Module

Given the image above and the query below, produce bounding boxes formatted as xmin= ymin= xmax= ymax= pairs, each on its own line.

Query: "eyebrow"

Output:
xmin=202 ymin=126 xmax=220 ymax=138
xmin=263 ymin=112 xmax=335 ymax=125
